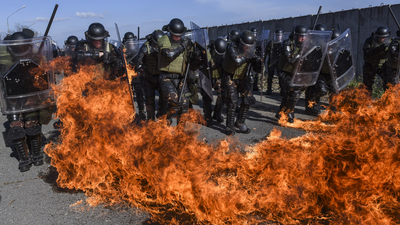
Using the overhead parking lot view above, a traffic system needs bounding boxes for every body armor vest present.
[363,36,390,67]
[144,42,160,75]
[279,39,301,74]
[387,38,400,69]
[158,35,188,75]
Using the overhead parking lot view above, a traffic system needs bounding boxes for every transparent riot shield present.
[191,21,213,99]
[124,39,145,63]
[260,29,270,59]
[0,36,55,115]
[291,30,332,87]
[109,39,120,48]
[326,29,355,92]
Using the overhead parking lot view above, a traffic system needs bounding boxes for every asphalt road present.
[0,85,319,225]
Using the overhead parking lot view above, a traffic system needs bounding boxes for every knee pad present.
[8,126,26,141]
[25,124,41,136]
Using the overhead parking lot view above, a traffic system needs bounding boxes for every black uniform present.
[265,28,285,95]
[222,30,262,135]
[0,32,55,172]
[135,30,167,121]
[304,29,341,116]
[199,38,227,126]
[362,26,393,94]
[157,18,199,124]
[276,25,307,123]
[386,30,400,89]
[73,23,124,80]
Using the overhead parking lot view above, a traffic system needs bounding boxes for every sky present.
[0,0,399,47]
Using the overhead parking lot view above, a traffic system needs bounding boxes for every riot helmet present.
[7,32,32,58]
[314,23,327,31]
[273,28,284,43]
[85,22,109,49]
[374,26,390,44]
[238,30,256,58]
[7,32,32,57]
[165,18,187,37]
[22,28,35,38]
[293,24,308,47]
[85,22,110,40]
[151,29,164,45]
[123,32,136,44]
[228,29,240,42]
[331,29,341,40]
[250,27,258,37]
[214,38,228,55]
[65,35,78,47]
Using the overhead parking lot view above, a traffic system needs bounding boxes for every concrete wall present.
[206,4,400,80]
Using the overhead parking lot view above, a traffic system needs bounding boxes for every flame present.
[45,58,400,225]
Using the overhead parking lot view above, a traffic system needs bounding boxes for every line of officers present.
[2,18,399,172]
[61,19,400,136]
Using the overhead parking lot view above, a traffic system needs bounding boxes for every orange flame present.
[45,58,400,224]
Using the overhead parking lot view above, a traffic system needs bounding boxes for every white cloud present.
[75,12,105,18]
[25,17,71,23]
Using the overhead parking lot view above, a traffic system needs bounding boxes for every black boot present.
[14,138,32,172]
[305,92,320,116]
[288,113,294,123]
[235,105,251,134]
[253,73,259,91]
[146,103,156,121]
[28,133,43,166]
[225,107,236,135]
[212,99,224,123]
[203,102,213,127]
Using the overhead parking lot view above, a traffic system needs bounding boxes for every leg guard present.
[235,103,251,134]
[225,105,236,135]
[203,97,213,127]
[212,96,224,123]
[25,123,43,166]
[8,127,31,172]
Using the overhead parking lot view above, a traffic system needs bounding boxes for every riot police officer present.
[276,25,308,123]
[200,37,228,126]
[265,28,285,95]
[158,18,198,124]
[228,29,240,44]
[122,31,146,120]
[74,22,124,80]
[386,29,400,90]
[123,32,137,43]
[362,26,393,94]
[222,30,262,135]
[135,29,167,121]
[305,28,341,116]
[1,32,55,172]
[64,35,79,58]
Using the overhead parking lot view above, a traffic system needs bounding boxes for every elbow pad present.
[288,54,300,64]
[234,56,247,66]
[164,45,184,59]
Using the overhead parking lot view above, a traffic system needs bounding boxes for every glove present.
[180,37,191,50]
[288,54,300,63]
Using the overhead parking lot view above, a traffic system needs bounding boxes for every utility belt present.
[162,73,181,79]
